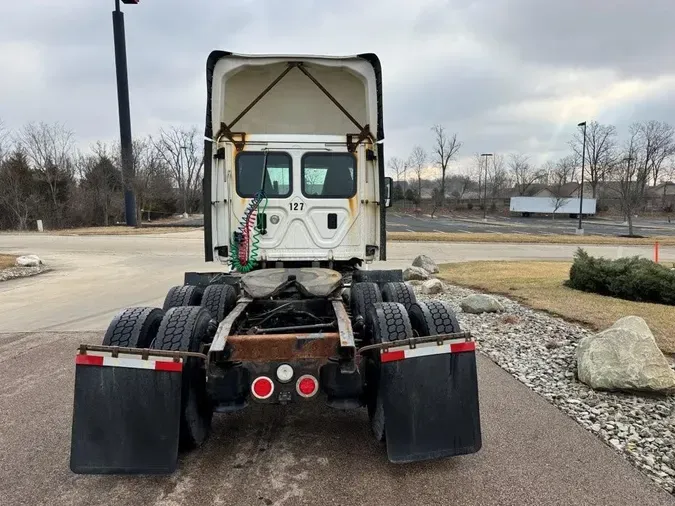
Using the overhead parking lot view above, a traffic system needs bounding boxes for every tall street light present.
[113,0,139,226]
[481,153,493,222]
[577,121,587,234]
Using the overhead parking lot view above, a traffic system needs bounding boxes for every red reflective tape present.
[154,360,182,372]
[75,354,104,366]
[450,341,476,353]
[380,349,405,363]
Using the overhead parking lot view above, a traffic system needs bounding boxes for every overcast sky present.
[2,0,674,172]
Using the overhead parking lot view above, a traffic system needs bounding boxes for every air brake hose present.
[230,190,268,273]
[230,152,270,273]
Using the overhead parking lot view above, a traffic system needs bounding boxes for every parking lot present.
[387,212,675,237]
[1,232,674,505]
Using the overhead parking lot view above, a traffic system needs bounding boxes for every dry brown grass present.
[0,254,16,270]
[389,231,675,246]
[50,226,201,236]
[439,260,675,353]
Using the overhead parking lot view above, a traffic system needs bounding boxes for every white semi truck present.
[68,51,482,474]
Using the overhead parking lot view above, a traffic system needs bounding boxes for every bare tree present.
[509,153,546,195]
[17,121,74,226]
[408,145,427,206]
[546,157,574,219]
[570,121,617,198]
[487,154,509,204]
[152,126,204,214]
[0,119,11,165]
[555,154,577,185]
[637,120,675,186]
[614,126,651,236]
[449,175,472,206]
[431,125,461,205]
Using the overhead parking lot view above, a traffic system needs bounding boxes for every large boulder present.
[403,266,430,281]
[421,278,444,295]
[610,316,653,340]
[576,318,675,393]
[412,254,439,274]
[16,255,42,267]
[460,294,504,314]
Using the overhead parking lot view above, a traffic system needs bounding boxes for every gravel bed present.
[0,265,50,282]
[414,282,675,495]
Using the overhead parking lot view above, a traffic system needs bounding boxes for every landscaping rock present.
[412,254,439,274]
[407,279,424,287]
[403,266,429,281]
[611,316,654,341]
[421,278,443,295]
[576,327,675,393]
[460,294,504,314]
[15,255,42,267]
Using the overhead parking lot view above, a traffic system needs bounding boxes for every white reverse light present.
[276,364,294,383]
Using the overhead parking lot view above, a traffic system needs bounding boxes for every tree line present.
[388,121,675,229]
[0,120,204,230]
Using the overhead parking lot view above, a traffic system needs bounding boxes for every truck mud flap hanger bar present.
[70,345,206,474]
[213,62,375,153]
[359,332,482,463]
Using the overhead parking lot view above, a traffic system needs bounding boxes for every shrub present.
[566,248,675,305]
[467,202,473,210]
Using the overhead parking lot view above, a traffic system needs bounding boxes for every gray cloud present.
[1,0,673,168]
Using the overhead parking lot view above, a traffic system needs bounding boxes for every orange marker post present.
[654,242,660,263]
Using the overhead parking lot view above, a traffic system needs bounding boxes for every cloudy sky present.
[2,0,674,172]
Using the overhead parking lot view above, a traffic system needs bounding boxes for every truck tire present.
[350,282,382,322]
[201,284,237,323]
[408,300,461,337]
[364,302,413,442]
[163,285,204,311]
[381,282,417,311]
[102,307,164,348]
[152,306,212,450]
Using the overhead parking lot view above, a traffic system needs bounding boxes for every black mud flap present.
[70,357,182,474]
[381,349,481,463]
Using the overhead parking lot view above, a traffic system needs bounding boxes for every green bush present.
[566,248,675,305]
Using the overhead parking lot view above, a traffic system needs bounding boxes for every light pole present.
[113,0,139,226]
[481,153,493,222]
[577,121,587,234]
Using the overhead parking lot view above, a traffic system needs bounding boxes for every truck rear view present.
[68,51,482,474]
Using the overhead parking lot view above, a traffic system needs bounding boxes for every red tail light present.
[296,375,319,398]
[251,376,274,399]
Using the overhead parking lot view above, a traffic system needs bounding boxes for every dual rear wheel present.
[352,281,461,443]
[101,282,237,451]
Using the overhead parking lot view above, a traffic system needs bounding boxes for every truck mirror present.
[384,177,393,208]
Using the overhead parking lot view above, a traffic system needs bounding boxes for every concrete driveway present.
[0,231,674,505]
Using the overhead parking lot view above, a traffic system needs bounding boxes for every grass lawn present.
[438,260,675,354]
[390,231,675,246]
[0,254,16,270]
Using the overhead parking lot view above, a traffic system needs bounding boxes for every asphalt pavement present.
[387,212,675,237]
[2,330,673,506]
[1,231,675,505]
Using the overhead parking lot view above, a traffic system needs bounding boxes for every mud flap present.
[381,347,481,463]
[69,354,183,474]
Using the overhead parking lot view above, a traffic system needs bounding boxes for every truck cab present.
[202,52,390,271]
